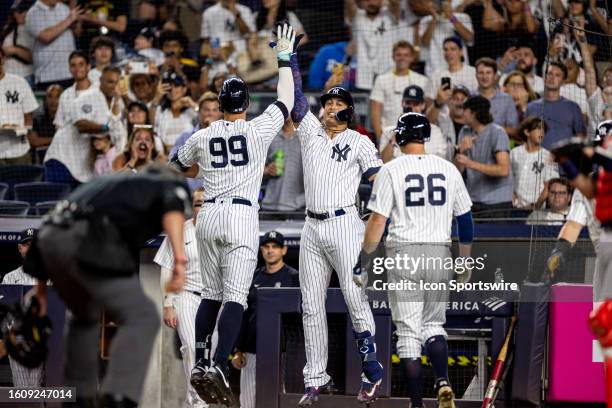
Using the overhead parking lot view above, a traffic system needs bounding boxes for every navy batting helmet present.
[593,120,612,146]
[320,87,354,122]
[394,112,431,146]
[218,77,250,113]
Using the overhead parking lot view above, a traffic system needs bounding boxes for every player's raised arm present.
[271,23,296,115]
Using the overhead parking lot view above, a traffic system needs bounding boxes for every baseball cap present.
[19,228,35,244]
[402,85,425,103]
[138,27,157,42]
[162,71,186,86]
[452,85,471,98]
[11,0,34,12]
[261,231,285,246]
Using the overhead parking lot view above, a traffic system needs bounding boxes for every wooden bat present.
[482,316,517,408]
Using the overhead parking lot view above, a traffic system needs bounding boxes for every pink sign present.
[548,283,606,402]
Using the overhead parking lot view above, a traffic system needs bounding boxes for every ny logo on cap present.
[269,232,277,238]
[331,144,351,162]
[409,88,417,96]
[25,228,34,237]
[331,88,341,95]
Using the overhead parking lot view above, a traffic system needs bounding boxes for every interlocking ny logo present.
[531,161,545,174]
[331,143,351,162]
[5,90,19,104]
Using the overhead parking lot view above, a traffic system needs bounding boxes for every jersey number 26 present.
[209,135,250,168]
[405,173,446,206]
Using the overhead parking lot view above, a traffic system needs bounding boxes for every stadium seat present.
[35,200,59,216]
[0,183,8,200]
[14,182,70,206]
[0,165,44,200]
[0,200,30,216]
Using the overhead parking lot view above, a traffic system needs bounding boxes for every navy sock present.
[425,335,449,382]
[195,299,222,364]
[213,301,244,370]
[400,358,423,407]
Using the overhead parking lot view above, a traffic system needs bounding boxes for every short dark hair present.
[475,57,497,72]
[69,50,89,65]
[463,95,493,125]
[159,29,187,49]
[102,65,122,76]
[519,116,548,141]
[548,177,572,193]
[90,36,115,54]
[548,61,568,79]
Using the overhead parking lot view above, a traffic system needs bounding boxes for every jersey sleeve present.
[251,103,287,145]
[20,78,39,114]
[452,167,473,216]
[358,136,383,177]
[566,190,589,226]
[153,236,175,270]
[177,131,200,167]
[367,166,394,217]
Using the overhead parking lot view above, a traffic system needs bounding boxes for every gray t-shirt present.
[458,123,513,204]
[26,1,75,83]
[526,96,586,149]
[489,90,519,129]
[262,131,305,211]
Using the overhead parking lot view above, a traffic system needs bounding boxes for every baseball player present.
[289,51,384,403]
[1,228,45,391]
[231,231,299,408]
[154,187,207,408]
[354,113,474,408]
[171,23,296,406]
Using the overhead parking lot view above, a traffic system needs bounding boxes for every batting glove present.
[353,249,373,288]
[270,23,296,62]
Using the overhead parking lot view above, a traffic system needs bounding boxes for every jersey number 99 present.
[209,135,250,168]
[405,173,446,206]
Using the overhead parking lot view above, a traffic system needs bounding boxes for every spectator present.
[170,91,222,156]
[307,41,350,90]
[136,0,169,27]
[0,47,38,166]
[428,37,478,99]
[527,177,572,225]
[481,0,541,56]
[526,62,586,149]
[475,57,519,139]
[498,44,544,94]
[159,29,200,96]
[199,42,237,95]
[44,66,125,187]
[345,0,409,90]
[380,85,448,162]
[559,57,589,117]
[90,134,118,177]
[127,100,150,134]
[200,0,256,60]
[232,230,299,408]
[418,1,474,75]
[25,0,81,90]
[370,41,431,140]
[112,125,165,172]
[128,73,156,107]
[1,0,34,82]
[502,70,538,126]
[76,0,128,54]
[428,85,470,152]
[455,95,513,217]
[262,119,305,211]
[510,117,558,209]
[28,83,62,160]
[88,35,114,84]
[153,72,197,154]
[133,27,164,67]
[54,50,92,130]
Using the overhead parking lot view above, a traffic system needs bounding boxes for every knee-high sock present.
[213,301,244,370]
[195,299,222,364]
[400,358,423,408]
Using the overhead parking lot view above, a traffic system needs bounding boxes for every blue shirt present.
[526,97,586,149]
[488,90,519,129]
[307,41,348,90]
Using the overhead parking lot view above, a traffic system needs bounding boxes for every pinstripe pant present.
[175,291,208,408]
[386,244,452,359]
[299,207,375,387]
[8,357,44,387]
[239,353,256,408]
[196,201,259,308]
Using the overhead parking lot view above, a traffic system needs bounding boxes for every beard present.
[518,63,533,75]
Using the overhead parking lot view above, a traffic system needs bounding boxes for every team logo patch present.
[5,90,19,104]
[331,143,351,162]
[81,104,93,113]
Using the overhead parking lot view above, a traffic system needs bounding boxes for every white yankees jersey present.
[178,104,286,204]
[368,154,472,244]
[567,189,601,247]
[297,111,382,212]
[54,82,93,128]
[154,220,203,294]
[2,266,37,285]
[0,73,39,159]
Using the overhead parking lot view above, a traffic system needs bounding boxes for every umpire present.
[24,164,192,408]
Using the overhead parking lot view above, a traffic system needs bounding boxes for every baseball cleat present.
[436,381,456,408]
[190,359,216,403]
[200,365,237,407]
[297,379,338,407]
[357,377,382,404]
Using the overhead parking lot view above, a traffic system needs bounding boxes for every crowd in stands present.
[0,0,610,221]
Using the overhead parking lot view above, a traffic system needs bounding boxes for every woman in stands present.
[112,126,165,173]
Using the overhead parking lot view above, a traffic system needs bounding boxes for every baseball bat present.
[482,316,517,408]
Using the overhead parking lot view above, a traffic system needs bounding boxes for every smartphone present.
[441,77,451,89]
[129,61,149,74]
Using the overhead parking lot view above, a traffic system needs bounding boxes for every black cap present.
[162,71,186,86]
[402,85,425,103]
[320,87,354,110]
[138,27,156,41]
[218,77,250,113]
[452,85,471,98]
[19,228,35,244]
[11,0,34,12]
[261,231,285,246]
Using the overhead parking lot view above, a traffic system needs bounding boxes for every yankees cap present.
[261,231,285,246]
[402,85,425,103]
[20,228,35,244]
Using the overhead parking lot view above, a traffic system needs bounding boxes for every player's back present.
[377,154,472,244]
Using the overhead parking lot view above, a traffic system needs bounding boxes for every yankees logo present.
[331,143,351,162]
[5,90,19,104]
[531,161,545,174]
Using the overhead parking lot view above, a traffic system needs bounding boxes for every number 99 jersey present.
[177,103,286,204]
[368,154,472,244]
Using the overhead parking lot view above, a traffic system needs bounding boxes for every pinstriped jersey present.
[297,111,383,212]
[368,154,472,244]
[178,104,285,204]
[154,220,203,293]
